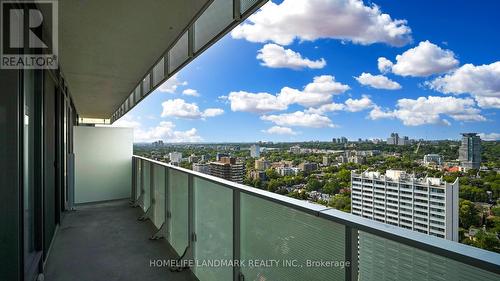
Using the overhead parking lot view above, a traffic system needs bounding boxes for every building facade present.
[169,152,182,164]
[209,157,245,183]
[459,133,481,170]
[351,170,459,241]
[250,144,260,158]
[423,154,443,165]
[193,163,210,174]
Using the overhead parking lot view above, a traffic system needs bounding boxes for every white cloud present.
[368,96,485,126]
[161,99,224,119]
[202,108,224,117]
[261,111,336,128]
[228,91,288,113]
[427,61,500,108]
[157,74,187,93]
[256,43,326,69]
[228,75,349,113]
[182,88,200,96]
[478,133,500,141]
[344,95,375,112]
[231,0,412,46]
[355,72,401,90]
[134,122,202,143]
[261,126,298,135]
[112,116,202,143]
[377,57,393,73]
[305,102,345,114]
[381,41,459,77]
[112,115,141,128]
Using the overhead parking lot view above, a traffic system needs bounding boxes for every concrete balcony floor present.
[44,200,196,281]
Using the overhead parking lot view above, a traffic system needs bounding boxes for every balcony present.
[46,155,497,281]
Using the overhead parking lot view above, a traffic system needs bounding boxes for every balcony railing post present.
[233,190,241,281]
[345,226,359,281]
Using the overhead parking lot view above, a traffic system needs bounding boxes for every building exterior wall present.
[351,171,458,241]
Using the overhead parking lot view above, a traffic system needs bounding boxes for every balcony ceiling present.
[59,0,211,119]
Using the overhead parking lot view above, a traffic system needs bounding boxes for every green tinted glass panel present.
[193,177,233,281]
[135,159,142,200]
[153,164,166,229]
[358,231,500,281]
[142,161,151,212]
[240,193,345,281]
[168,169,189,256]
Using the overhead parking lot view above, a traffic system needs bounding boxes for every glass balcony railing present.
[132,156,500,281]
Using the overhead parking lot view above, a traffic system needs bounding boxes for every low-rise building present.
[255,158,270,171]
[193,163,209,174]
[423,154,443,165]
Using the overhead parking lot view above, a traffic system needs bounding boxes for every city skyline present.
[116,0,499,143]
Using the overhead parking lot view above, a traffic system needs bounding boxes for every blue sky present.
[119,0,500,143]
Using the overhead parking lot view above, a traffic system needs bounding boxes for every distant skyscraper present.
[387,133,399,145]
[387,132,409,145]
[250,144,260,158]
[459,133,481,170]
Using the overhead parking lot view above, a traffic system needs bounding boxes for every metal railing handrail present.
[133,155,500,275]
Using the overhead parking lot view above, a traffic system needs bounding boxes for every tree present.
[329,194,351,212]
[322,181,341,195]
[459,199,481,229]
[469,230,500,253]
[265,168,280,180]
[306,178,322,191]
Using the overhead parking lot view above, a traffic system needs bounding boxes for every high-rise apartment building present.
[387,132,409,145]
[250,144,260,158]
[459,133,481,170]
[169,152,182,164]
[209,157,245,183]
[351,170,459,241]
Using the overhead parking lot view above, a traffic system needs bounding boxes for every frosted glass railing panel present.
[152,57,165,87]
[168,169,189,256]
[142,74,151,96]
[193,177,233,281]
[168,32,188,73]
[241,0,260,14]
[135,159,141,200]
[153,164,166,229]
[134,85,141,103]
[240,193,346,281]
[142,161,151,212]
[358,231,500,281]
[194,0,233,52]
